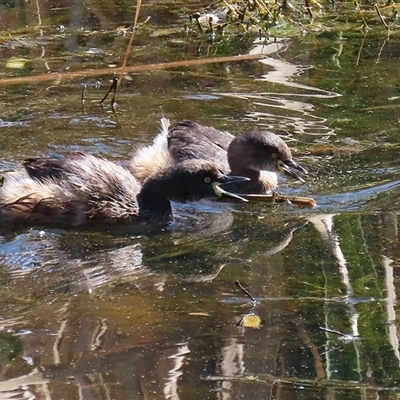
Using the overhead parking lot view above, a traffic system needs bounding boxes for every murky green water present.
[1,1,400,399]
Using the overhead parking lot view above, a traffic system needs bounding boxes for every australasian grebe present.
[130,119,308,194]
[0,152,246,229]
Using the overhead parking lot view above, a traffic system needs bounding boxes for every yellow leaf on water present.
[6,58,27,69]
[238,313,263,329]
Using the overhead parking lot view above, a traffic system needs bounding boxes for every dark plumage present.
[168,121,232,171]
[130,119,308,194]
[0,153,244,229]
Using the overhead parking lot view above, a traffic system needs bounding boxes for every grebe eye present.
[272,153,278,159]
[204,176,212,184]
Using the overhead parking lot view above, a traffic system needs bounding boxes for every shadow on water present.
[2,0,400,399]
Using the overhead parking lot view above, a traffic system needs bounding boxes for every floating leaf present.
[6,57,27,69]
[238,313,263,329]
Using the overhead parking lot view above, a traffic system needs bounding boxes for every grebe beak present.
[279,159,308,183]
[213,175,250,202]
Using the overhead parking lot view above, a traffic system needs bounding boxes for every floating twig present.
[238,193,317,207]
[0,54,264,87]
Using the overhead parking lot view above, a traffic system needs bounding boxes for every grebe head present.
[137,159,249,223]
[228,131,308,182]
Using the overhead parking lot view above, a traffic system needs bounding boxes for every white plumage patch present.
[129,117,173,183]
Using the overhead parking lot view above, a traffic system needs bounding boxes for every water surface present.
[1,1,400,399]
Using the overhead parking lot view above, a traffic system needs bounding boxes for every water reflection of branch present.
[356,31,366,66]
[319,326,358,340]
[205,373,400,391]
[332,43,343,69]
[354,0,369,29]
[376,35,390,64]
[260,222,308,256]
[297,319,325,379]
[256,57,340,95]
[374,4,390,30]
[35,0,51,73]
[100,75,118,106]
[382,255,400,363]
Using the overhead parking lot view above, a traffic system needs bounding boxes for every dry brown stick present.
[119,0,142,86]
[0,53,264,87]
[101,0,142,105]
[241,193,317,207]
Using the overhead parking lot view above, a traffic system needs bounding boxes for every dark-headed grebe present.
[130,119,307,194]
[0,153,246,229]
